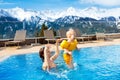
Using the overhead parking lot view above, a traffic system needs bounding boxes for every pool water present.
[0,45,120,80]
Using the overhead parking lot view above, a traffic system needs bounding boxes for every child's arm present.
[64,49,72,55]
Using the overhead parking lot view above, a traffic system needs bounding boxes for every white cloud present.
[80,0,120,6]
[0,2,14,4]
[0,0,14,5]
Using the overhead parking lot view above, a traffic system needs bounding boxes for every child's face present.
[66,30,76,41]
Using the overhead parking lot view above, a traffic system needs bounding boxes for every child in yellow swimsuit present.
[60,28,78,68]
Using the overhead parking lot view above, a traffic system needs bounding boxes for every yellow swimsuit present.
[63,53,72,65]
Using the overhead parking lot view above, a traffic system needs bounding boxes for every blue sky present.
[0,0,120,10]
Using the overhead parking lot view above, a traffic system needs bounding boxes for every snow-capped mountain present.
[55,16,97,24]
[55,16,81,24]
[0,7,120,22]
[1,7,120,39]
[4,7,40,21]
[0,9,10,17]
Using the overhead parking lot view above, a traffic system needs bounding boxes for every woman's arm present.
[50,39,61,61]
[43,46,50,71]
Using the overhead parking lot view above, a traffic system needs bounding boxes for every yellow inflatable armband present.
[60,40,70,49]
[60,39,78,51]
[68,39,77,51]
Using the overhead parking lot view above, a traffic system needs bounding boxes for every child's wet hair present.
[66,28,76,37]
[39,47,45,62]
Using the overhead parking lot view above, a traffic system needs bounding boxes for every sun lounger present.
[74,29,90,43]
[58,29,67,39]
[44,30,56,43]
[5,30,26,47]
[96,32,106,41]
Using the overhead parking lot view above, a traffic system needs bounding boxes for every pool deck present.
[0,39,120,58]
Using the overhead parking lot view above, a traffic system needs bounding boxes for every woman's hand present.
[46,64,50,71]
[56,39,62,43]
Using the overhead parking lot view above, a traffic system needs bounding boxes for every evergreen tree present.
[34,23,48,37]
[34,27,40,37]
[52,28,57,36]
[39,23,48,37]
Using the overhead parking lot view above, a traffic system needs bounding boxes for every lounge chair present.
[44,30,56,43]
[58,29,67,39]
[5,30,26,47]
[74,29,89,43]
[96,32,106,41]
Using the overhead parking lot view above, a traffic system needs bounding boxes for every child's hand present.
[64,49,72,55]
[68,51,72,55]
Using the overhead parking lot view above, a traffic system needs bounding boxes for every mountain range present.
[0,7,120,38]
[1,7,120,21]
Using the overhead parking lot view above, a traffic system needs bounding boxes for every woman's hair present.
[39,47,45,62]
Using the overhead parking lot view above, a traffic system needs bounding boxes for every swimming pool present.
[0,45,120,80]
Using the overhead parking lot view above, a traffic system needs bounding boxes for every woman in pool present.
[39,39,61,71]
